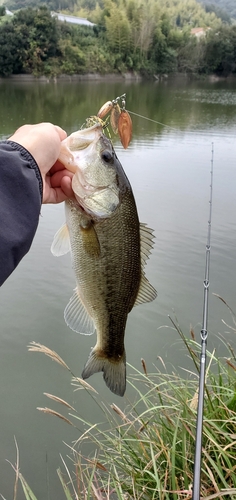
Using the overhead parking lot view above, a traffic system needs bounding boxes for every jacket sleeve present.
[0,141,43,286]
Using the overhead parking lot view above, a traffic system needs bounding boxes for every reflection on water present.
[1,77,236,498]
[181,88,236,105]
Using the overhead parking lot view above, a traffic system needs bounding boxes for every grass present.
[6,297,236,500]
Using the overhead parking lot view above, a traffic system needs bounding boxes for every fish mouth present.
[58,123,104,174]
[71,139,120,218]
[68,123,103,150]
[72,177,120,218]
[60,123,120,218]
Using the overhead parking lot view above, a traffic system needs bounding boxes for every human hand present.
[9,123,74,204]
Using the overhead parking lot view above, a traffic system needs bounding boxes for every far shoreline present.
[1,72,236,84]
[0,72,143,83]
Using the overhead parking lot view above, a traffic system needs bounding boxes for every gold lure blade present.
[110,102,121,134]
[97,101,113,119]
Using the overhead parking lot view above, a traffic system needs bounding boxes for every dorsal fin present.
[140,223,155,267]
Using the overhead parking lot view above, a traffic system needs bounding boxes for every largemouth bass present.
[51,123,157,396]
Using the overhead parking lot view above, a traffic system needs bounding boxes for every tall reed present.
[8,300,236,499]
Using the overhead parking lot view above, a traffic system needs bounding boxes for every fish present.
[51,123,157,397]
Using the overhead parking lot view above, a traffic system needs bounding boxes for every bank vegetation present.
[12,302,236,499]
[0,0,236,78]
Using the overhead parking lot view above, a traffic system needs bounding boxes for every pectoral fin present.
[51,224,71,256]
[80,221,101,258]
[64,288,95,335]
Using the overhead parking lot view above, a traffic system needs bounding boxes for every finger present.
[50,170,73,187]
[61,176,74,199]
[44,187,68,204]
[35,122,67,141]
[49,160,68,174]
[54,125,67,141]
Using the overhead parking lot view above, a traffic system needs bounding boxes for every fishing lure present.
[96,93,133,149]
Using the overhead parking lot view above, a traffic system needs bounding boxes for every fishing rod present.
[126,105,215,496]
[102,99,214,494]
[192,143,214,500]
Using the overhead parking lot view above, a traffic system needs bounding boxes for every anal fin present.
[134,273,157,307]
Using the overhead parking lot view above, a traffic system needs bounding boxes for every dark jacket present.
[0,141,43,286]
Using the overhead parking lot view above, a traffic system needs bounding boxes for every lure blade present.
[97,101,113,119]
[118,110,132,149]
[110,103,121,134]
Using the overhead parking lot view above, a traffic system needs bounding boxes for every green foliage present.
[6,0,77,12]
[177,36,204,73]
[0,7,61,76]
[177,24,236,75]
[0,21,26,75]
[198,0,236,20]
[105,3,131,54]
[202,27,236,74]
[59,40,85,73]
[1,0,236,77]
[204,2,231,24]
[0,5,6,15]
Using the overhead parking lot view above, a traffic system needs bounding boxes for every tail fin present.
[81,348,126,397]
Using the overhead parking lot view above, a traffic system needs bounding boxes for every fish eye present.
[101,150,113,163]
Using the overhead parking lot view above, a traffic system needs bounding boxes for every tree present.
[177,36,206,73]
[203,27,236,74]
[105,3,131,55]
[150,26,177,73]
[204,3,231,24]
[198,0,236,20]
[0,22,26,75]
[13,7,59,60]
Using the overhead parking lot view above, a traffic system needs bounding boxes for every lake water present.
[1,76,236,498]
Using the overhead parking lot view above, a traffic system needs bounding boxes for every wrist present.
[6,140,43,201]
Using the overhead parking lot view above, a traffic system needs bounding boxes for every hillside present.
[3,0,233,24]
[1,0,236,78]
[198,0,236,20]
[5,0,221,30]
